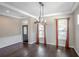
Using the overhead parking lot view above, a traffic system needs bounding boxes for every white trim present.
[39,3,79,17]
[0,35,22,48]
[74,48,79,56]
[0,2,78,19]
[0,2,37,19]
[44,11,72,17]
[1,13,24,19]
[44,2,79,17]
[39,41,73,48]
[71,2,79,13]
[28,41,36,44]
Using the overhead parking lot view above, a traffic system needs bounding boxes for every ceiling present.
[0,2,78,19]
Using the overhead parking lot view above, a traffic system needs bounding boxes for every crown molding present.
[0,2,37,19]
[0,2,78,19]
[71,2,79,13]
[0,13,24,19]
[44,3,79,17]
[43,11,72,17]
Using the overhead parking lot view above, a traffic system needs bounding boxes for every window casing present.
[58,19,67,40]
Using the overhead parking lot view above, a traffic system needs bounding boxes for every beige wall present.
[0,16,22,48]
[0,15,36,48]
[0,14,74,49]
[73,5,79,56]
[0,16,22,37]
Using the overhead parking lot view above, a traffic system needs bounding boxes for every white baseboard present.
[0,35,36,48]
[39,41,73,48]
[28,41,36,44]
[0,35,22,48]
[74,48,79,56]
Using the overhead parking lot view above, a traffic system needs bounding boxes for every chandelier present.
[34,2,46,24]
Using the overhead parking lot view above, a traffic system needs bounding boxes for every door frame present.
[22,25,28,43]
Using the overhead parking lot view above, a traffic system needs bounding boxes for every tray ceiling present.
[0,2,78,19]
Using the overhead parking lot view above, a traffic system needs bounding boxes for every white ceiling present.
[0,2,78,19]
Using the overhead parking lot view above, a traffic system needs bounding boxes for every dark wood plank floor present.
[0,42,78,57]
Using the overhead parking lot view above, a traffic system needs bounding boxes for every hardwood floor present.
[0,42,78,57]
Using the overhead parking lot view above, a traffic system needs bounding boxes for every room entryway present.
[22,25,28,43]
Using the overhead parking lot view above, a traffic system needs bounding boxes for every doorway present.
[22,25,28,43]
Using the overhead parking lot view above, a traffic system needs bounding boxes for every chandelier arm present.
[34,2,46,24]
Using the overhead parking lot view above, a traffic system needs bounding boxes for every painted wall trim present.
[72,2,79,13]
[0,2,37,19]
[0,35,22,48]
[44,11,72,17]
[44,2,79,17]
[74,48,79,56]
[40,41,73,48]
[0,34,36,48]
[28,41,36,44]
[0,2,78,19]
[1,13,24,19]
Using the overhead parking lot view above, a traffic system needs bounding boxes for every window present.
[39,23,44,38]
[58,19,67,40]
